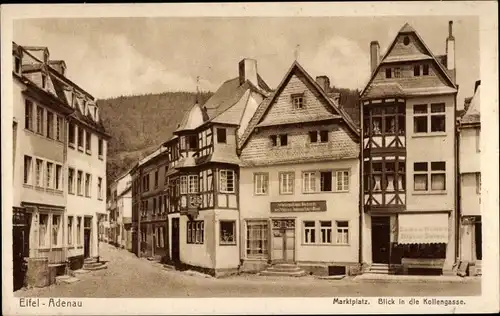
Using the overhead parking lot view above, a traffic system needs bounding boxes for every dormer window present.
[414,65,421,76]
[394,67,401,78]
[423,64,430,76]
[14,57,21,74]
[270,134,288,147]
[41,74,47,89]
[187,135,198,150]
[292,93,304,109]
[217,128,227,144]
[309,130,329,143]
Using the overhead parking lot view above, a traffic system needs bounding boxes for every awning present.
[398,213,449,244]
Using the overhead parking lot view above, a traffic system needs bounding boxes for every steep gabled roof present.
[238,61,360,149]
[461,84,480,126]
[361,22,457,98]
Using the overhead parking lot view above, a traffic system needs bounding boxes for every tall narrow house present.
[458,80,481,276]
[360,22,458,275]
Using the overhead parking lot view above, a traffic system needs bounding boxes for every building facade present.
[458,81,481,276]
[11,42,109,288]
[360,22,458,275]
[107,170,133,250]
[238,62,361,276]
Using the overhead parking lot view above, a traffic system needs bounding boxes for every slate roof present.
[238,61,360,149]
[256,113,342,128]
[461,85,480,125]
[239,149,359,167]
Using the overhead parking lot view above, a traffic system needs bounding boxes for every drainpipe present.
[358,100,364,272]
[63,111,75,269]
[455,108,461,266]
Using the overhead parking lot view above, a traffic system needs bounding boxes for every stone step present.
[84,258,97,264]
[55,275,80,285]
[267,265,303,272]
[72,269,90,275]
[83,262,108,271]
[259,269,307,277]
[163,264,175,271]
[84,262,104,268]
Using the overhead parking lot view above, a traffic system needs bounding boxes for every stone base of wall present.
[297,262,361,276]
[176,262,239,278]
[240,259,269,273]
[214,267,239,278]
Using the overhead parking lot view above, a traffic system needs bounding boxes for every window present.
[46,111,54,139]
[220,221,236,245]
[254,173,269,195]
[98,138,104,157]
[85,173,91,197]
[309,130,329,143]
[320,171,332,192]
[279,134,288,146]
[335,170,349,192]
[35,159,43,187]
[187,220,204,244]
[187,135,198,150]
[68,168,75,194]
[304,221,316,244]
[217,128,227,143]
[25,100,34,130]
[394,67,401,78]
[77,170,83,195]
[24,155,32,184]
[475,129,480,152]
[158,196,163,214]
[180,175,187,194]
[403,36,410,45]
[279,172,294,194]
[430,103,446,132]
[77,217,82,245]
[430,161,446,191]
[68,216,73,245]
[39,214,49,247]
[46,162,53,188]
[56,116,63,141]
[98,177,103,199]
[246,220,268,257]
[220,169,235,193]
[303,172,316,193]
[292,94,304,109]
[77,127,84,149]
[42,74,47,89]
[154,171,159,188]
[52,214,62,246]
[336,221,349,244]
[385,68,392,78]
[53,164,62,190]
[414,65,421,76]
[68,122,75,146]
[423,64,430,76]
[188,175,198,193]
[320,221,332,244]
[270,135,277,147]
[414,162,446,192]
[476,173,481,195]
[36,106,44,134]
[15,56,21,73]
[152,197,157,215]
[413,104,428,133]
[85,130,91,152]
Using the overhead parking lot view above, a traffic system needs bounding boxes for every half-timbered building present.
[360,22,458,275]
[238,61,361,276]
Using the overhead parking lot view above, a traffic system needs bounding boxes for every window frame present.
[25,99,34,131]
[245,220,269,258]
[413,161,446,192]
[335,221,349,245]
[219,220,237,245]
[413,103,446,134]
[68,168,75,194]
[219,169,235,194]
[291,93,305,110]
[23,155,33,185]
[254,173,269,195]
[320,221,333,244]
[303,221,316,244]
[279,172,295,195]
[187,220,204,244]
[35,158,44,187]
[46,111,54,139]
[217,128,227,144]
[303,170,350,193]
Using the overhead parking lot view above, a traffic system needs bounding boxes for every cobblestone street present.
[14,243,481,298]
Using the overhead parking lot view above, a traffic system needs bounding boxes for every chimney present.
[239,58,258,87]
[446,21,455,71]
[315,76,330,93]
[370,41,380,73]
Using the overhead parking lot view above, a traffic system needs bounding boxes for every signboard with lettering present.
[398,213,449,244]
[270,201,327,213]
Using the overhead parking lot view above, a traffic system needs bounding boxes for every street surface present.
[15,243,481,298]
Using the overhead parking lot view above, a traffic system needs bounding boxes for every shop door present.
[271,219,295,263]
[171,218,180,262]
[371,216,391,264]
[475,221,482,260]
[13,208,29,291]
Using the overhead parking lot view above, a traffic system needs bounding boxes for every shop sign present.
[398,213,449,244]
[270,201,327,213]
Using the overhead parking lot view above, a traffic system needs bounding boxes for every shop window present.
[52,214,62,247]
[335,221,349,244]
[217,128,227,144]
[246,220,268,257]
[220,169,235,193]
[303,221,316,244]
[279,172,294,195]
[39,214,49,247]
[254,173,269,195]
[220,221,236,245]
[320,221,332,244]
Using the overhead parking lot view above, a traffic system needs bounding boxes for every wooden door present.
[271,219,295,263]
[371,216,390,264]
[84,229,91,258]
[171,218,180,262]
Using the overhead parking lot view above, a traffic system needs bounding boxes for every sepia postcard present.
[1,2,498,315]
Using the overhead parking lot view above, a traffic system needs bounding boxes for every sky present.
[14,16,479,107]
